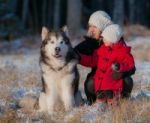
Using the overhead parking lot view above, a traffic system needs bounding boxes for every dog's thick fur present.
[38,26,82,114]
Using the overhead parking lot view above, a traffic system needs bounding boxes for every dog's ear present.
[41,27,49,41]
[61,25,69,38]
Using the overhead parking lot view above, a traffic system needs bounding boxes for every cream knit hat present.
[101,24,123,44]
[88,10,112,31]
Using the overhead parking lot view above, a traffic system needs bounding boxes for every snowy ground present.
[127,37,150,100]
[0,36,150,123]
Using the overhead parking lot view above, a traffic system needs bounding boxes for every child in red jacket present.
[80,24,135,107]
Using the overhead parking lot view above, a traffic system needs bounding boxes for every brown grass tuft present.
[110,99,150,123]
[124,24,150,40]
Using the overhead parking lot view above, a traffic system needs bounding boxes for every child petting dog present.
[79,24,135,108]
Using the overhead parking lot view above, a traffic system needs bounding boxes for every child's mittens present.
[111,71,122,80]
[111,63,122,80]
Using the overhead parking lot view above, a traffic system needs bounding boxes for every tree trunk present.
[42,0,47,27]
[67,0,82,37]
[113,0,124,26]
[53,0,60,30]
[136,0,146,25]
[9,0,17,13]
[128,0,136,24]
[22,0,29,28]
[32,0,39,31]
[48,0,54,28]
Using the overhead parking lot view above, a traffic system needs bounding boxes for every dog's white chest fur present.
[42,60,76,93]
[39,60,81,114]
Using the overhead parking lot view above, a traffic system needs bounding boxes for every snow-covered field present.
[0,36,150,123]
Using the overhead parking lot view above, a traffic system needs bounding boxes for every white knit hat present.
[101,24,123,44]
[88,10,112,31]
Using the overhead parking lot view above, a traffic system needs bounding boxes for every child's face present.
[88,24,102,40]
[103,39,113,46]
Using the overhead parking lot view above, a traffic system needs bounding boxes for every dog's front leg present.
[39,92,47,112]
[61,78,75,111]
[62,89,75,111]
[46,92,56,115]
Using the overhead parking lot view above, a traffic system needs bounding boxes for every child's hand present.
[111,63,120,71]
[111,63,122,80]
[111,71,122,80]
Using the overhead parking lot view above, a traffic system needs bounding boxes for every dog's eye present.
[65,40,69,44]
[50,41,54,44]
[60,41,63,44]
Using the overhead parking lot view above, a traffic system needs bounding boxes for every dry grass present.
[0,67,40,100]
[0,30,150,122]
[123,25,150,61]
[0,62,150,123]
[87,99,150,123]
[144,86,150,90]
[0,99,150,123]
[130,41,150,61]
[124,24,150,40]
[110,99,150,123]
[133,51,150,61]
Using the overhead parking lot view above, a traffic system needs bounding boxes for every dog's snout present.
[55,47,60,52]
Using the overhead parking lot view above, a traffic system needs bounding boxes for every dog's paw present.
[38,92,47,112]
[18,95,38,112]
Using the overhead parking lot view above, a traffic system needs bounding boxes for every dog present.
[38,26,82,114]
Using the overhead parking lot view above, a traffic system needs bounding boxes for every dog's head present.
[41,26,72,60]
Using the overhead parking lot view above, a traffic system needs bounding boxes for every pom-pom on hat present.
[101,24,123,44]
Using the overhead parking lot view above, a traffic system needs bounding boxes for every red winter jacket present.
[80,40,135,93]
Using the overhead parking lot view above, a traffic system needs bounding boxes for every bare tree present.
[42,0,47,27]
[128,0,136,24]
[53,0,61,30]
[9,0,17,13]
[32,0,39,31]
[22,0,29,27]
[67,0,82,37]
[48,0,54,28]
[113,0,124,26]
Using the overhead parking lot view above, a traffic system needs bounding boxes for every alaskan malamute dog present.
[38,26,82,114]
